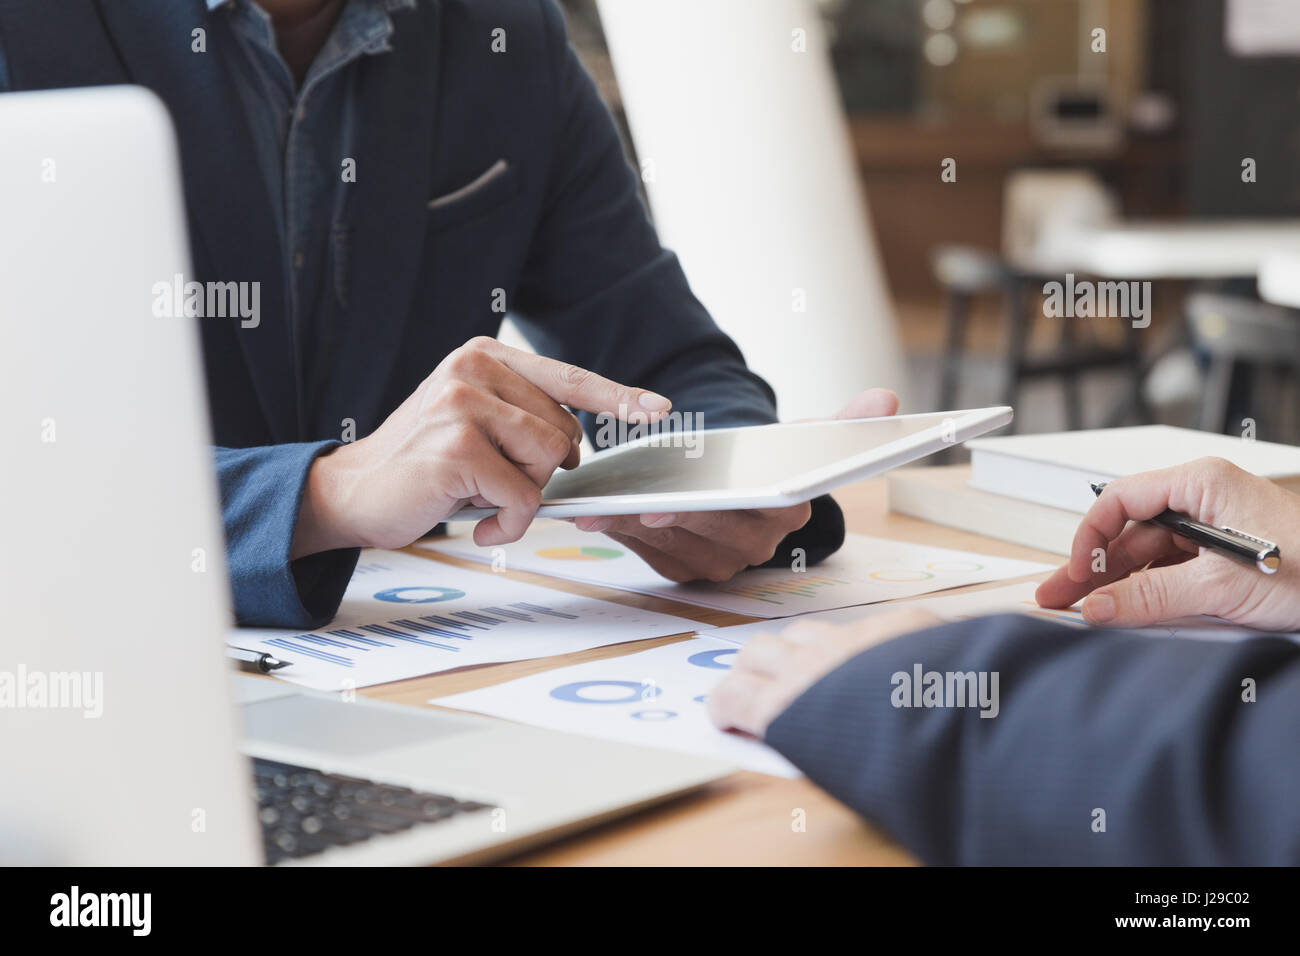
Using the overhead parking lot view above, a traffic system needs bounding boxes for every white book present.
[967,425,1300,513]
[886,466,1078,555]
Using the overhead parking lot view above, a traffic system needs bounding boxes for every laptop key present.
[251,757,486,863]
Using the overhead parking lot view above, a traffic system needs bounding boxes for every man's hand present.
[292,337,670,557]
[708,608,943,737]
[571,388,900,582]
[1036,457,1300,630]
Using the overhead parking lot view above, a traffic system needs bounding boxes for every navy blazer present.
[0,0,844,626]
[767,614,1300,865]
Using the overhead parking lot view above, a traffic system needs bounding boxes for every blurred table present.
[363,473,1057,865]
[1258,253,1300,308]
[1014,218,1300,279]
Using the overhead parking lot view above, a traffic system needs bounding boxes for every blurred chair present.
[1186,292,1300,441]
[932,244,1012,415]
[935,169,1149,432]
[1002,169,1120,276]
[932,244,1150,433]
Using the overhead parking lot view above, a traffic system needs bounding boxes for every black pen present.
[1091,481,1280,574]
[226,646,293,673]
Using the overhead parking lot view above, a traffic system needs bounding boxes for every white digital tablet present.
[449,406,1013,520]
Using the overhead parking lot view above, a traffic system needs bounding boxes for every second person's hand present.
[708,608,943,737]
[1036,457,1300,630]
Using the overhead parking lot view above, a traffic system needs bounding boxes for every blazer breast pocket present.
[426,159,518,230]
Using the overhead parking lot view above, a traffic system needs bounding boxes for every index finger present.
[490,343,672,420]
[1067,464,1210,583]
[1042,521,1186,606]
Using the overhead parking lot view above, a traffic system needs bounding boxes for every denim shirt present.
[0,0,415,412]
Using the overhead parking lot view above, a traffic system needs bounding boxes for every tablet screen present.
[539,414,949,502]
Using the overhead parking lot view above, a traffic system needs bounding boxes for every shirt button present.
[293,251,304,270]
[296,104,307,123]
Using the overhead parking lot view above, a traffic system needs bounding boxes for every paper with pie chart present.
[227,550,710,691]
[419,523,1054,618]
[430,636,799,777]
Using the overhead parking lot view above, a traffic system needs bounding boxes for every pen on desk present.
[226,646,292,673]
[1090,480,1281,574]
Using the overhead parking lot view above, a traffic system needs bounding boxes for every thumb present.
[835,388,899,420]
[1081,563,1202,627]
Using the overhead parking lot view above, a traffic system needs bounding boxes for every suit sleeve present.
[216,442,360,628]
[511,0,777,432]
[765,614,1300,865]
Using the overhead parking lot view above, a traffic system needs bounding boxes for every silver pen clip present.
[1222,527,1281,574]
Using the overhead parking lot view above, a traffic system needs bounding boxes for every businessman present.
[711,458,1300,865]
[0,0,891,627]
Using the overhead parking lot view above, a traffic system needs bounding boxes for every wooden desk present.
[364,475,1060,865]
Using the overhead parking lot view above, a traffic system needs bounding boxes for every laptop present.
[0,86,732,865]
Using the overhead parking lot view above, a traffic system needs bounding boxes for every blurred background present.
[539,0,1300,449]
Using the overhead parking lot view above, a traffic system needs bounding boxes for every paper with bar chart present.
[431,636,799,777]
[228,551,709,691]
[419,523,1054,618]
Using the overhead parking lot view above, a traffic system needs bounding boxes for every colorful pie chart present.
[536,545,624,561]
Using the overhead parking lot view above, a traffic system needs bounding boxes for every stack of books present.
[887,425,1300,555]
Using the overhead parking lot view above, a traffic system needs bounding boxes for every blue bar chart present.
[228,552,709,690]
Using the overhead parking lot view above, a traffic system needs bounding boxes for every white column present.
[596,0,907,420]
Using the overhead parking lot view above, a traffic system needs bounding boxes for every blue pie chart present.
[630,709,678,721]
[373,586,466,603]
[550,680,660,704]
[687,648,736,670]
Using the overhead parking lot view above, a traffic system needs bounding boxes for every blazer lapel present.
[95,0,298,442]
[321,0,441,435]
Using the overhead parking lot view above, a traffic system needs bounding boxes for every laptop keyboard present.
[253,758,492,864]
